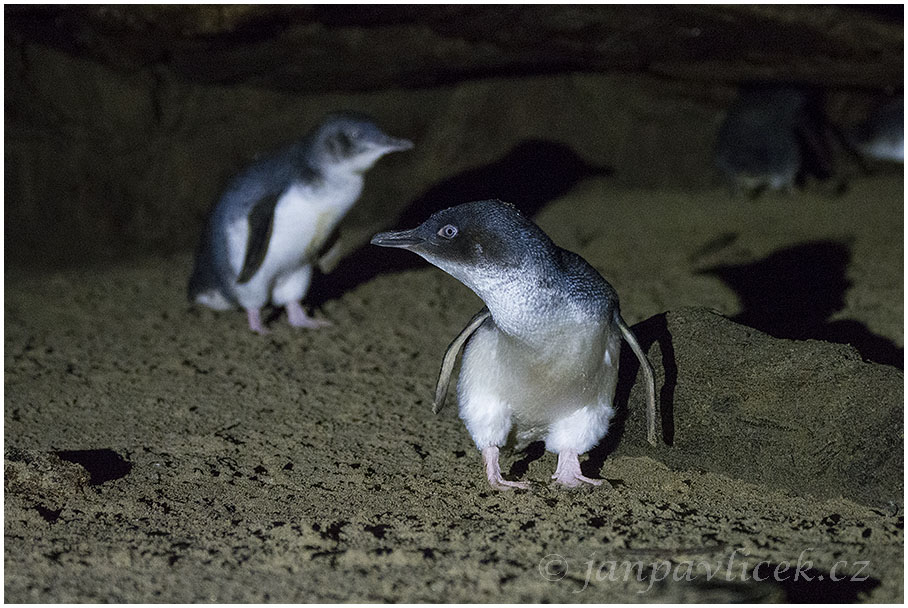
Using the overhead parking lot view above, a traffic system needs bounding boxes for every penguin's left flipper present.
[615,314,659,446]
[237,193,280,284]
[433,307,491,414]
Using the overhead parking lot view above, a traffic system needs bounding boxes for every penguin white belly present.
[458,320,619,453]
[860,137,904,162]
[227,177,363,307]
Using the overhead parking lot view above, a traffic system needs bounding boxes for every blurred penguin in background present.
[714,85,835,198]
[847,98,904,164]
[188,112,413,334]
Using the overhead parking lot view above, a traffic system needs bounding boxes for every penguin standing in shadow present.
[372,200,658,490]
[714,86,832,197]
[848,98,903,163]
[189,112,413,334]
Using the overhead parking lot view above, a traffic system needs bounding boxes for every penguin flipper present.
[237,193,280,284]
[433,307,491,414]
[615,314,659,446]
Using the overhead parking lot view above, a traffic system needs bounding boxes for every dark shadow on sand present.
[756,561,880,602]
[583,313,677,479]
[311,139,611,306]
[55,449,132,485]
[507,441,546,480]
[700,240,903,368]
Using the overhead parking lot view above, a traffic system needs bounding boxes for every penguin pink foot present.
[246,308,269,335]
[551,451,602,488]
[483,447,530,491]
[286,301,332,329]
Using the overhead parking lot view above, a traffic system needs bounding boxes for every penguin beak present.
[379,136,414,152]
[370,228,424,249]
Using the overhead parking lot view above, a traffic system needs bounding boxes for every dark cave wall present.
[7,5,903,91]
[4,42,733,267]
[4,5,903,268]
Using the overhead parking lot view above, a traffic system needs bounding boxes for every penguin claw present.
[489,478,531,491]
[551,451,603,488]
[286,301,331,329]
[288,316,332,329]
[551,473,603,488]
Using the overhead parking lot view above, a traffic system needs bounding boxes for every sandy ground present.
[4,174,903,602]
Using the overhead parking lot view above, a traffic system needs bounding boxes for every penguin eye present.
[438,224,458,239]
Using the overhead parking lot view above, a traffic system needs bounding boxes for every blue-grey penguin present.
[188,112,413,333]
[714,86,810,197]
[848,98,903,163]
[371,200,657,490]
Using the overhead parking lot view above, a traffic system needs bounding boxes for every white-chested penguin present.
[371,200,658,490]
[189,112,413,334]
[848,98,903,163]
[714,86,810,197]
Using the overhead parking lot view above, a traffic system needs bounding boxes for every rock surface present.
[6,6,903,91]
[621,308,902,507]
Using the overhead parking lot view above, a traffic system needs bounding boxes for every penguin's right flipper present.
[615,314,658,446]
[237,193,280,284]
[433,307,491,414]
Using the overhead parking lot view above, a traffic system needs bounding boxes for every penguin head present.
[312,112,413,173]
[371,200,552,292]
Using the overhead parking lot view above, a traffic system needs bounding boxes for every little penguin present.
[848,98,903,163]
[714,86,812,197]
[188,112,413,334]
[371,200,658,490]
